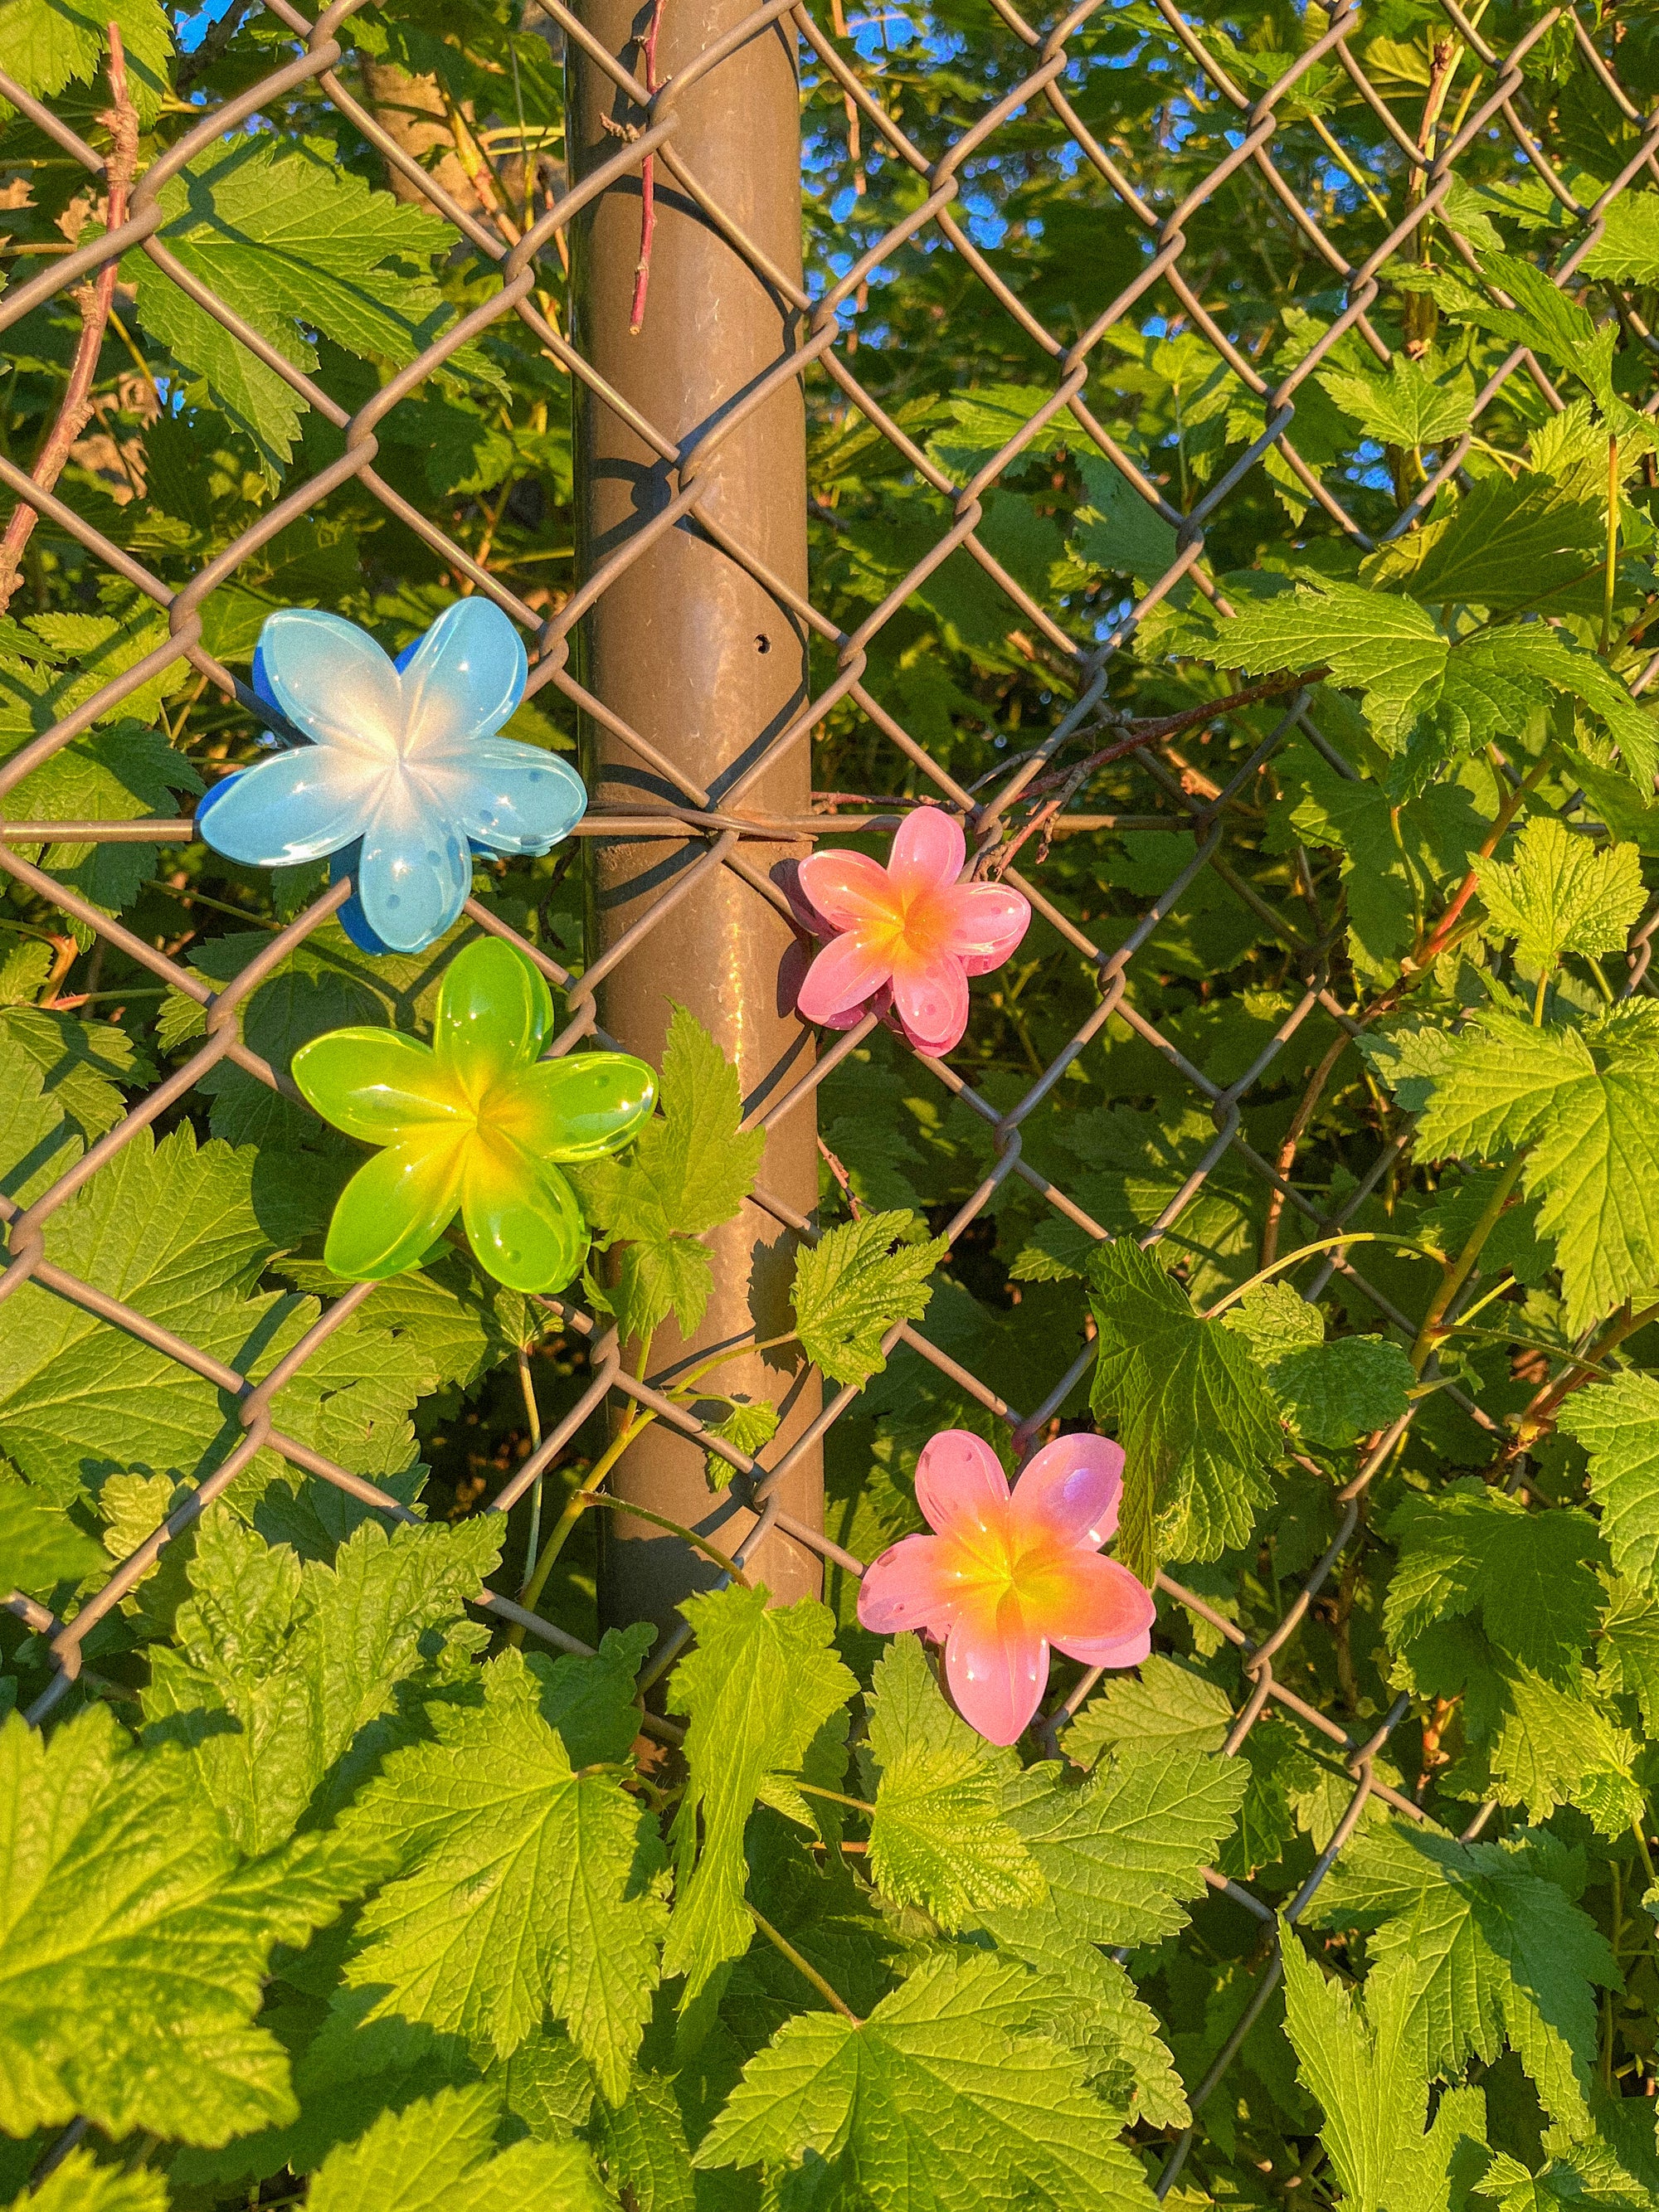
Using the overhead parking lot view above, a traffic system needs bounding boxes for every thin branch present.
[630,0,667,334]
[748,1907,862,2023]
[0,23,139,606]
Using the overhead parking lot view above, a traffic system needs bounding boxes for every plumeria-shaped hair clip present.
[858,1427,1155,1745]
[198,598,586,955]
[291,937,655,1294]
[794,807,1030,1057]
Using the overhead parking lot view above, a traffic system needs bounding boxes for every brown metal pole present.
[568,0,823,1647]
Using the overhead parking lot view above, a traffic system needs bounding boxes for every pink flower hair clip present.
[858,1427,1155,1746]
[793,806,1030,1057]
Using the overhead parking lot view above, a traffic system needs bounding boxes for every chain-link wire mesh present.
[2,0,1654,2184]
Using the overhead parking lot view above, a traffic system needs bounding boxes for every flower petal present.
[454,738,587,855]
[400,597,528,754]
[914,1428,1010,1539]
[797,932,896,1023]
[255,608,403,758]
[796,849,901,932]
[197,751,373,868]
[1048,1554,1156,1668]
[889,948,970,1056]
[353,784,473,955]
[942,882,1031,974]
[857,1539,961,1641]
[1012,1432,1125,1548]
[435,936,556,1096]
[889,806,966,894]
[499,1051,659,1161]
[290,1028,462,1142]
[461,1145,589,1292]
[944,1602,1048,1746]
[324,1130,465,1281]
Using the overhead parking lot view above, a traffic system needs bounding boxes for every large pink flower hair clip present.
[858,1427,1155,1746]
[794,807,1030,1057]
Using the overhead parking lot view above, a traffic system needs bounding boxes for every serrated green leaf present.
[1221,578,1446,743]
[1281,1928,1490,2212]
[0,1471,105,1596]
[980,1912,1190,2127]
[132,138,478,488]
[593,2067,698,2212]
[7,2149,170,2212]
[1384,1480,1605,1687]
[337,1648,667,2098]
[1582,192,1659,285]
[139,1510,500,1853]
[1599,1576,1659,1733]
[1559,1373,1659,1593]
[1310,1822,1618,2137]
[1366,473,1603,615]
[579,1003,763,1242]
[996,1741,1248,1947]
[1062,1654,1233,1764]
[693,1948,1159,2212]
[792,1210,947,1386]
[309,2082,610,2212]
[1402,1004,1659,1332]
[0,1703,369,2145]
[702,1397,779,1490]
[1224,1284,1413,1449]
[0,0,173,120]
[1087,1238,1282,1576]
[664,1586,859,1999]
[1317,357,1474,450]
[862,1632,1045,1930]
[1070,451,1179,587]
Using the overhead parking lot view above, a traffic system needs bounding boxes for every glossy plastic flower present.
[794,807,1030,1057]
[858,1427,1155,1746]
[197,597,587,956]
[291,937,655,1294]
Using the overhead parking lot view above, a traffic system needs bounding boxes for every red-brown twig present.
[629,0,667,335]
[986,665,1320,878]
[0,25,139,606]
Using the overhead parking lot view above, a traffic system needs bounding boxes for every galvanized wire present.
[1,0,1651,2180]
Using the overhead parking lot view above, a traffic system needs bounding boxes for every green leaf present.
[7,2150,170,2212]
[693,1949,1159,2212]
[987,1919,1190,2128]
[1317,357,1474,450]
[1598,1576,1659,1733]
[1397,1004,1659,1332]
[1582,192,1659,285]
[0,1703,368,2145]
[0,0,174,121]
[1280,1928,1490,2212]
[1365,473,1603,615]
[664,1586,859,1998]
[927,383,1070,476]
[337,1648,667,2099]
[133,138,481,488]
[1309,1822,1618,2136]
[791,1210,947,1386]
[862,1631,1045,1931]
[579,1004,764,1242]
[1061,1654,1233,1765]
[702,1397,779,1490]
[0,1471,105,1596]
[1384,1480,1604,1687]
[995,1741,1248,1948]
[1221,578,1447,746]
[592,2068,698,2212]
[139,1510,501,1853]
[309,2082,610,2212]
[1087,1239,1283,1576]
[1224,1285,1414,1450]
[1476,2151,1623,2212]
[1070,452,1179,588]
[1559,1373,1659,1593]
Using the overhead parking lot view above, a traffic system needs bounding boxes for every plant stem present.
[516,1343,545,1601]
[0,24,139,605]
[794,1781,878,1816]
[748,1907,862,2024]
[630,0,667,333]
[1204,1232,1443,1320]
[1603,432,1620,657]
[513,1407,656,1630]
[1408,1152,1528,1375]
[579,1490,753,1587]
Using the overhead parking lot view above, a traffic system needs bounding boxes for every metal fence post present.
[567,0,824,1645]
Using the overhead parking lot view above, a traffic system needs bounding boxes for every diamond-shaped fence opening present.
[2,0,1657,2188]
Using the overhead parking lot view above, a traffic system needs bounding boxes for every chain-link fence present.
[2,0,1655,2187]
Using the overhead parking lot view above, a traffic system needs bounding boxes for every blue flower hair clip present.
[197,597,586,955]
